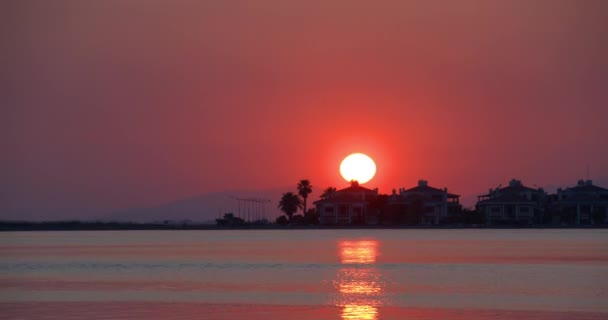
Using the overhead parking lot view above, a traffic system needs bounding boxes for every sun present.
[340,153,377,184]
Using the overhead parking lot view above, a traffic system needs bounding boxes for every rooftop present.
[478,179,540,197]
[561,180,608,193]
[312,180,378,205]
[401,180,459,197]
[338,180,376,193]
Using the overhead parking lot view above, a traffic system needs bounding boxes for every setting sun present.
[340,153,377,184]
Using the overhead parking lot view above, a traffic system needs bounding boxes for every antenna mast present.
[229,196,271,222]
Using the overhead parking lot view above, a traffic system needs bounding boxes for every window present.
[325,206,334,213]
[338,205,349,217]
[489,206,503,218]
[351,207,362,219]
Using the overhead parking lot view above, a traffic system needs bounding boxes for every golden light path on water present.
[335,240,385,320]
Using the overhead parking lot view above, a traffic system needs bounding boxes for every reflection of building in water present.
[334,240,386,320]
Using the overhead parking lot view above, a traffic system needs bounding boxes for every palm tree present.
[297,179,313,214]
[278,192,302,222]
[320,186,337,199]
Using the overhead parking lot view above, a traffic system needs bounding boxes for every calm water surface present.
[1,229,607,319]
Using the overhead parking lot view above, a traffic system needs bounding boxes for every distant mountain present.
[105,186,322,223]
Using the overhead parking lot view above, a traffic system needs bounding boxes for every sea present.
[1,229,607,319]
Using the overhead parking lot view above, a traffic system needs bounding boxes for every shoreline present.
[1,221,606,232]
[2,302,605,320]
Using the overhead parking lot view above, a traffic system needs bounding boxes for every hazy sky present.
[2,0,608,220]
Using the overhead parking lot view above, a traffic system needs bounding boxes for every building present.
[476,179,546,224]
[551,180,608,225]
[314,181,379,225]
[386,180,461,225]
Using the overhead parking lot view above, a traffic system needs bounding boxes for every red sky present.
[2,0,608,219]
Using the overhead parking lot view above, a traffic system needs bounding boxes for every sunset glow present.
[340,154,377,184]
[4,2,608,320]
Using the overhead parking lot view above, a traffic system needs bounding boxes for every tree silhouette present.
[320,186,337,199]
[275,215,289,226]
[304,208,320,225]
[297,179,312,214]
[278,192,302,222]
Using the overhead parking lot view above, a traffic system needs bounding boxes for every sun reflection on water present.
[338,280,382,295]
[341,304,378,320]
[334,240,385,320]
[340,240,378,264]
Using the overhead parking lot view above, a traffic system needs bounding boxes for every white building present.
[314,181,379,225]
[554,180,608,225]
[389,180,461,224]
[477,179,546,224]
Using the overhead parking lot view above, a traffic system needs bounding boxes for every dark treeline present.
[0,220,303,231]
[0,220,222,231]
[1,216,604,232]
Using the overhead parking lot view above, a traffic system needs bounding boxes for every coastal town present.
[3,179,607,231]
[253,178,608,227]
